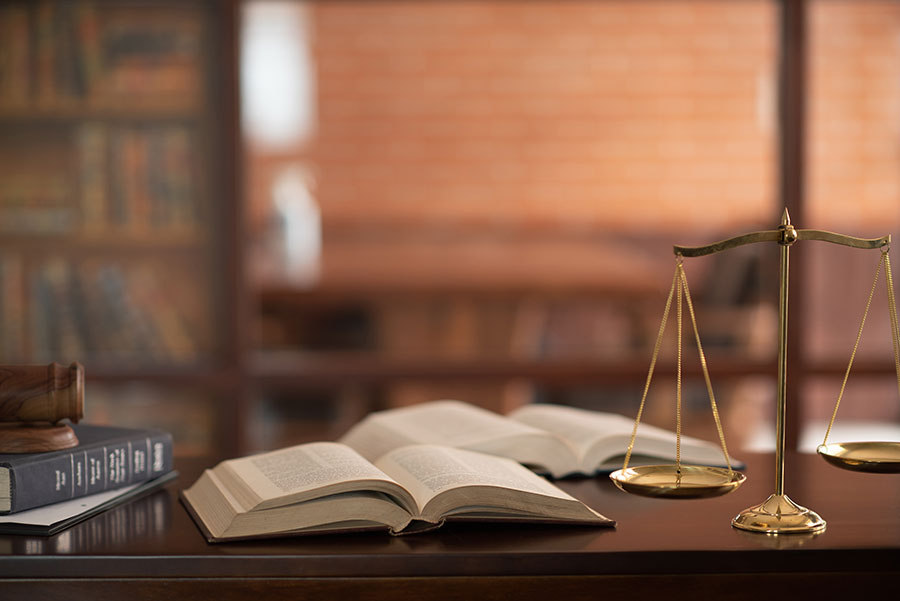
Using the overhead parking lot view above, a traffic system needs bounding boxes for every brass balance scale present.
[609,209,900,534]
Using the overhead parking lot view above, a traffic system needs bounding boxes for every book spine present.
[2,430,173,514]
[0,256,25,361]
[76,1,102,101]
[0,3,32,107]
[78,122,108,232]
[33,1,56,105]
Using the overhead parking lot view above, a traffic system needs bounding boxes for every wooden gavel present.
[0,363,84,453]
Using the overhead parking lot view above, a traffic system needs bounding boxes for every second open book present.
[340,400,743,478]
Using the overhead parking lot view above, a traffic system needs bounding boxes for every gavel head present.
[0,363,84,425]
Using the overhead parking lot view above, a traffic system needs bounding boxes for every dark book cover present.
[0,424,173,514]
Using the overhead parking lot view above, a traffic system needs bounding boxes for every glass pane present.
[85,383,219,457]
[243,0,778,453]
[246,386,369,452]
[808,1,900,233]
[806,0,900,434]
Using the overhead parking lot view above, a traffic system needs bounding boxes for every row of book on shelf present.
[0,256,201,364]
[0,0,203,108]
[0,123,199,235]
[79,123,199,234]
[1,400,743,540]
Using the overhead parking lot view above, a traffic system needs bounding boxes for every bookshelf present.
[0,0,240,455]
[240,224,784,454]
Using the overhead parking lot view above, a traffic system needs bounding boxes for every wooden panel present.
[0,573,896,601]
[2,452,900,583]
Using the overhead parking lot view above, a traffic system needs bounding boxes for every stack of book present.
[0,424,175,535]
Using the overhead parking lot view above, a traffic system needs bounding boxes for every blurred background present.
[2,0,900,458]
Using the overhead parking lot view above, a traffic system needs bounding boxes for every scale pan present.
[817,441,900,473]
[609,464,745,499]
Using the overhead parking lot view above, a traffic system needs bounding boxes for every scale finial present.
[781,208,791,226]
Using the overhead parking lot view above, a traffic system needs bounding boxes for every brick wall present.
[307,0,776,236]
[243,0,900,439]
[804,1,900,419]
[809,0,900,232]
[246,1,900,240]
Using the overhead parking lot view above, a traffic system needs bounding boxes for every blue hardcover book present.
[0,424,173,514]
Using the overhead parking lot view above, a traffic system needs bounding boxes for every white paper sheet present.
[0,483,143,527]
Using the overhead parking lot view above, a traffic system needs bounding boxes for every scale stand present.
[611,209,895,534]
[674,209,890,534]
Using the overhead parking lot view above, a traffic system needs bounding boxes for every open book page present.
[183,468,415,541]
[510,404,634,454]
[215,442,417,513]
[340,400,578,477]
[509,404,736,473]
[374,445,612,525]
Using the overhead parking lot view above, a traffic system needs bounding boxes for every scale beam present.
[674,229,889,258]
[797,229,890,249]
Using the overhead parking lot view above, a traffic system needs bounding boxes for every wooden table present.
[2,451,899,600]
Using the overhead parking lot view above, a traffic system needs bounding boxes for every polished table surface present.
[2,451,899,600]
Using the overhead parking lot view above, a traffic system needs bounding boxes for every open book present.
[181,442,613,542]
[339,400,743,479]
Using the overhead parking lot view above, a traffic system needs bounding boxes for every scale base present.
[732,494,826,534]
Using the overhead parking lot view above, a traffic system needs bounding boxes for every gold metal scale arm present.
[612,257,746,501]
[613,209,893,533]
[674,222,889,258]
[684,210,887,534]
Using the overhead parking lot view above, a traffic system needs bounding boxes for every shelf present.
[0,100,203,122]
[85,365,238,388]
[0,230,209,254]
[255,237,669,297]
[248,351,779,388]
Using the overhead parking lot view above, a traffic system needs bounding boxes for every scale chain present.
[679,264,734,473]
[623,264,679,471]
[622,258,734,475]
[676,262,683,474]
[822,248,900,446]
[884,252,900,402]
